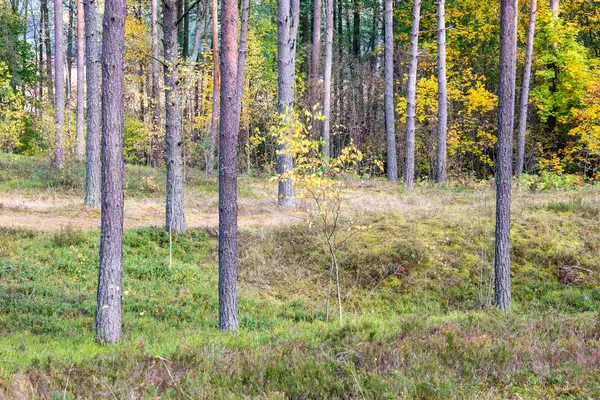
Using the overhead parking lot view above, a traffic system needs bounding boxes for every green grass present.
[0,155,600,398]
[0,153,256,198]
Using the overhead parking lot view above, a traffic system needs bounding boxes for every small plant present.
[273,109,371,325]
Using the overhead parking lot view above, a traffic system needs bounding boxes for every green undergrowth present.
[0,154,599,397]
[0,190,598,397]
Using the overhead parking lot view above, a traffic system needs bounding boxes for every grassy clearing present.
[0,156,599,398]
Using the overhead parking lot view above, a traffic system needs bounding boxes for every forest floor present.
[0,153,599,399]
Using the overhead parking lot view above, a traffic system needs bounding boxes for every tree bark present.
[218,0,240,331]
[151,0,162,167]
[84,0,101,208]
[494,0,518,311]
[515,0,536,176]
[321,0,333,158]
[235,0,250,114]
[208,0,220,173]
[41,0,53,99]
[191,0,206,63]
[163,0,186,235]
[435,0,447,183]
[403,0,421,189]
[309,0,321,109]
[75,0,85,160]
[183,0,190,57]
[384,0,397,182]
[53,0,66,168]
[96,0,126,343]
[276,0,300,206]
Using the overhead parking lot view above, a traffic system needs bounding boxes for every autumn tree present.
[96,0,126,343]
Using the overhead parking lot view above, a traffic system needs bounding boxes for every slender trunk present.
[209,0,220,173]
[84,0,101,208]
[335,0,343,155]
[546,0,558,135]
[494,0,518,311]
[375,0,383,72]
[151,0,162,167]
[96,0,126,343]
[276,0,300,206]
[435,0,447,183]
[384,0,397,182]
[235,0,250,114]
[53,0,66,168]
[310,0,322,108]
[321,0,333,158]
[515,0,536,176]
[75,0,85,160]
[191,0,205,63]
[41,0,53,99]
[218,0,240,331]
[163,0,186,235]
[67,0,74,104]
[550,0,558,15]
[183,0,190,57]
[403,0,420,189]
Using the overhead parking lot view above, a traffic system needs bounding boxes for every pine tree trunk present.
[384,0,397,182]
[309,0,322,109]
[515,0,536,176]
[209,0,220,173]
[218,0,240,331]
[276,0,300,206]
[75,0,85,160]
[435,0,447,183]
[96,0,126,343]
[84,0,101,208]
[494,0,518,311]
[321,0,333,158]
[163,0,186,235]
[403,0,421,189]
[53,0,66,168]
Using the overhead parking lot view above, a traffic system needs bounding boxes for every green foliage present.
[517,170,586,191]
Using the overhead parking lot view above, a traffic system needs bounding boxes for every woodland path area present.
[0,178,597,232]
